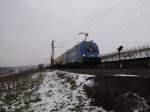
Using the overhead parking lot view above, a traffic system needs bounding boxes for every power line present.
[98,9,150,40]
[65,0,123,47]
[84,0,147,31]
[96,0,150,31]
[53,0,150,57]
[59,0,123,50]
[80,0,113,31]
[85,0,123,30]
[55,41,67,48]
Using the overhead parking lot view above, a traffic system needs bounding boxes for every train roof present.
[68,40,96,49]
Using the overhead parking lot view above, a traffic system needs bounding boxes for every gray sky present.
[0,0,150,66]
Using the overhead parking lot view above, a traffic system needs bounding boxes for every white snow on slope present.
[27,70,106,112]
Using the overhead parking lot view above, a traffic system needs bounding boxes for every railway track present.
[58,68,150,77]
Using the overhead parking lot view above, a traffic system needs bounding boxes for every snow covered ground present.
[28,70,106,112]
[1,70,149,112]
[0,70,107,112]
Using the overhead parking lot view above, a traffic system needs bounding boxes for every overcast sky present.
[0,0,150,67]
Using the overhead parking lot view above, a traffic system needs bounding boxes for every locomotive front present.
[80,40,101,64]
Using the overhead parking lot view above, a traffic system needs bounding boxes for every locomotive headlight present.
[83,54,85,57]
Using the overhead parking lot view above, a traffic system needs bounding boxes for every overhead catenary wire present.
[97,9,150,40]
[80,0,113,31]
[65,0,123,47]
[85,0,123,31]
[95,0,150,31]
[54,0,150,57]
[55,41,67,48]
[81,0,150,42]
[57,0,124,50]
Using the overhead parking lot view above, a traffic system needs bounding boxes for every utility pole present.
[51,40,55,66]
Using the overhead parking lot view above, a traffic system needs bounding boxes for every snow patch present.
[29,70,106,112]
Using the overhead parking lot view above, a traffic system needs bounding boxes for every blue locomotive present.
[54,40,101,66]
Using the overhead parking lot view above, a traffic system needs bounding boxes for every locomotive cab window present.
[84,42,98,52]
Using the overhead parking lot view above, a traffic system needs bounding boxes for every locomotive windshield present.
[84,41,98,52]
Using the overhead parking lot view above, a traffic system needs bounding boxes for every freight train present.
[54,40,101,67]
